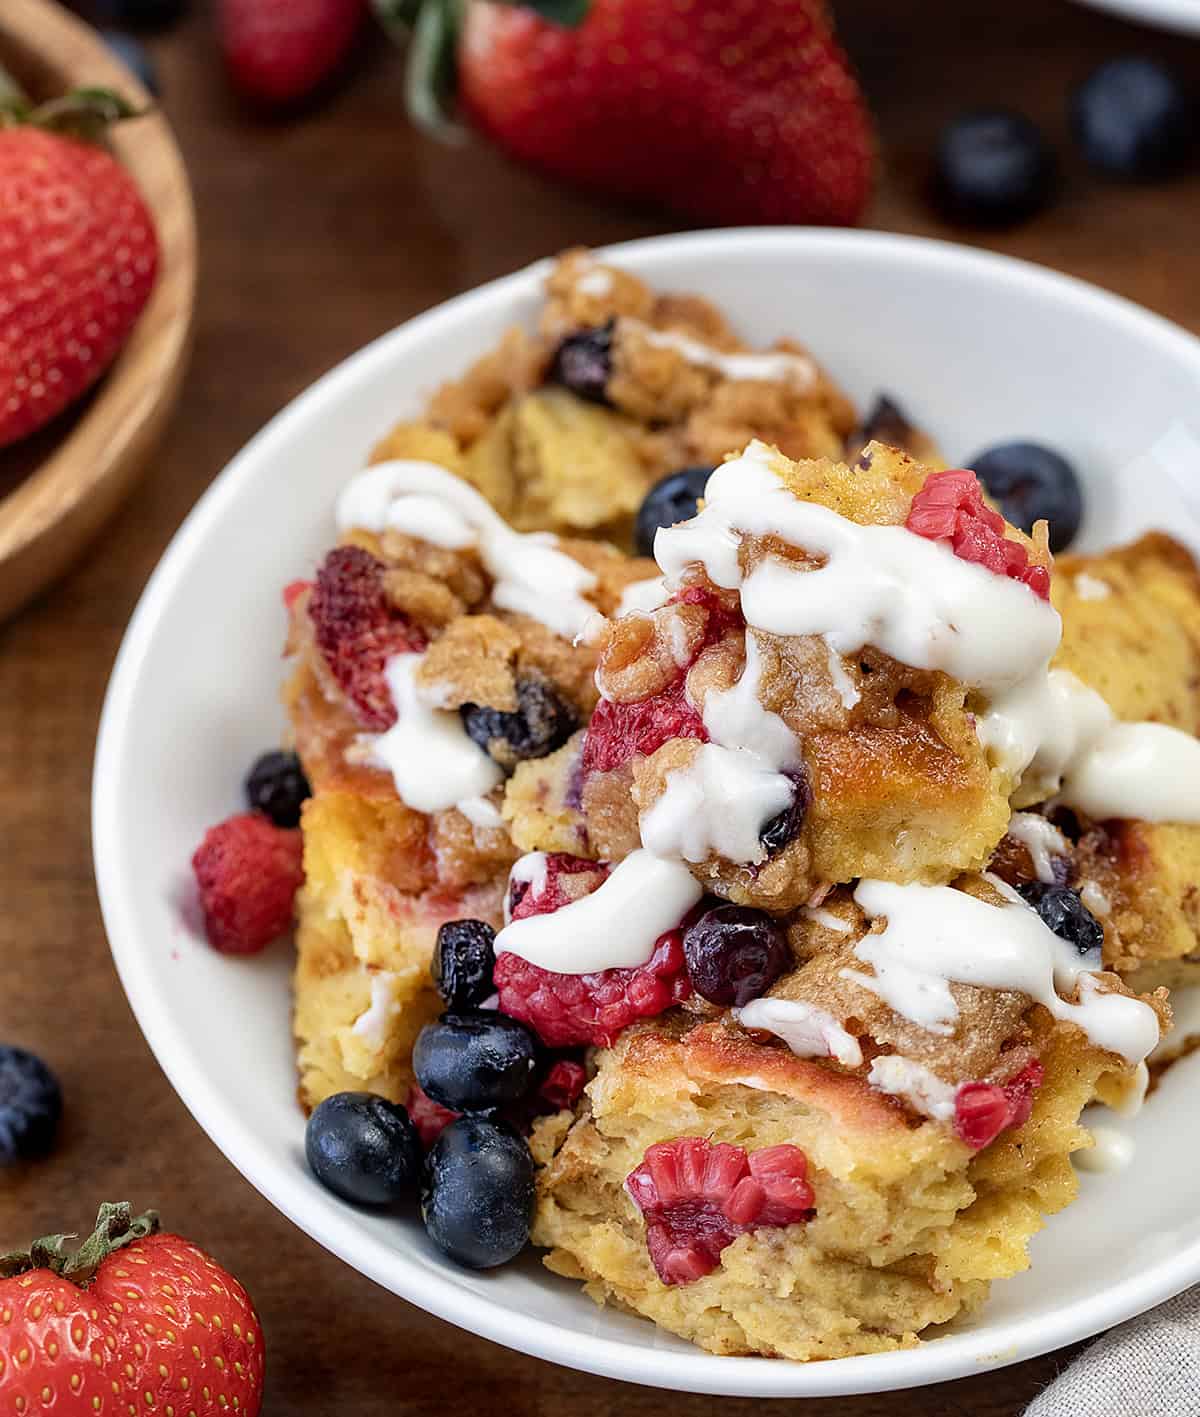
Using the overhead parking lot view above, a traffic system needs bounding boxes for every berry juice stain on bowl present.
[95,230,1200,1398]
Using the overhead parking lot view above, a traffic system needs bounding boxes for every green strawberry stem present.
[374,0,590,137]
[0,82,145,139]
[0,1203,159,1284]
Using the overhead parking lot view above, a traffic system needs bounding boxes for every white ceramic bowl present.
[94,229,1200,1398]
[1072,0,1200,35]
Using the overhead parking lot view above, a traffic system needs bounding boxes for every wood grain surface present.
[0,0,197,622]
[2,2,1198,1412]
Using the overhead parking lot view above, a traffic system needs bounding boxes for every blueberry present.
[634,466,713,558]
[0,1046,62,1166]
[432,920,496,1011]
[460,677,576,771]
[1018,883,1104,961]
[970,442,1083,552]
[414,1012,538,1113]
[421,1115,535,1268]
[245,749,311,828]
[1071,58,1194,179]
[683,905,791,1008]
[100,32,159,94]
[934,110,1057,226]
[305,1092,422,1205]
[856,394,921,454]
[758,770,811,856]
[548,321,614,404]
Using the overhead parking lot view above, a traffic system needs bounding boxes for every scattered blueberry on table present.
[0,1045,63,1166]
[934,108,1058,226]
[420,1115,536,1269]
[1071,57,1195,180]
[634,466,715,557]
[305,1091,423,1206]
[970,441,1083,552]
[245,748,311,828]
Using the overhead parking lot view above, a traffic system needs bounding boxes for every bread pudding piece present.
[287,465,655,1110]
[989,533,1200,991]
[369,249,880,546]
[575,439,1056,911]
[529,876,1166,1359]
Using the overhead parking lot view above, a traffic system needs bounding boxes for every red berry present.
[282,578,312,610]
[191,811,303,954]
[308,545,426,729]
[626,1137,814,1285]
[405,1082,460,1149]
[218,0,366,107]
[580,679,708,778]
[0,127,159,448]
[495,854,691,1047]
[456,0,874,228]
[953,1058,1044,1150]
[906,469,1051,600]
[537,1059,587,1112]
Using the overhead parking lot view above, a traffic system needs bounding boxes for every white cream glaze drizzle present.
[1073,572,1111,601]
[638,631,801,865]
[493,849,702,973]
[982,667,1200,821]
[654,443,1062,695]
[617,576,669,615]
[504,851,549,923]
[867,1055,958,1122]
[801,905,853,934]
[1007,811,1069,883]
[336,460,598,640]
[367,653,503,813]
[734,997,863,1067]
[457,795,505,829]
[626,321,818,390]
[842,878,1160,1064]
[351,971,403,1051]
[1074,1124,1135,1173]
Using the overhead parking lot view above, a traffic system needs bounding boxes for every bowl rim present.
[93,227,1200,1397]
[0,0,197,620]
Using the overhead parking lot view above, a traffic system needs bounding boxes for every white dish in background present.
[1073,0,1200,35]
[94,229,1200,1398]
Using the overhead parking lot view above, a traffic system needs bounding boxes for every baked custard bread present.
[228,252,1200,1361]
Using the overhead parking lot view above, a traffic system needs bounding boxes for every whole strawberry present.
[388,0,873,226]
[0,1203,264,1416]
[219,0,368,107]
[0,92,159,449]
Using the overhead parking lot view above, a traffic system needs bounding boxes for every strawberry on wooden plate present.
[0,1202,265,1416]
[380,0,874,226]
[0,86,159,449]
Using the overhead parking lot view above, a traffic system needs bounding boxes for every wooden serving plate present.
[0,0,197,620]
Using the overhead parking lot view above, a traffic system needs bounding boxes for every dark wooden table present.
[4,1,1199,1411]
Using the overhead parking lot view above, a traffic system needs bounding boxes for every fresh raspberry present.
[580,680,708,777]
[537,1059,587,1112]
[508,853,610,921]
[283,578,312,610]
[626,1137,814,1285]
[954,1058,1044,1150]
[191,811,303,954]
[495,853,692,1047]
[906,469,1051,600]
[581,585,742,778]
[308,545,426,729]
[405,1082,460,1149]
